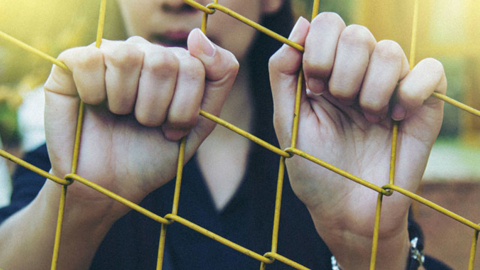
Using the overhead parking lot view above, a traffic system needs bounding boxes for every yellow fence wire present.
[0,0,479,269]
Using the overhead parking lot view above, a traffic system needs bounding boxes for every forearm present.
[0,180,115,270]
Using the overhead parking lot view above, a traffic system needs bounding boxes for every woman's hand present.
[269,14,446,269]
[43,29,239,220]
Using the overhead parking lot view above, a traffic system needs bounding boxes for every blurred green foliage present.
[0,86,21,146]
[0,0,126,85]
[0,0,125,145]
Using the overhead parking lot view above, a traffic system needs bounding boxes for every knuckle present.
[62,47,102,71]
[181,57,205,79]
[213,50,239,81]
[421,58,444,75]
[374,40,403,62]
[268,52,281,71]
[341,24,375,46]
[312,12,345,29]
[228,60,240,79]
[411,58,446,97]
[144,49,180,75]
[126,35,148,43]
[104,43,143,68]
[56,48,73,62]
[224,51,240,76]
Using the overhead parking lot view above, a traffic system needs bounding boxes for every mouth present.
[151,31,190,48]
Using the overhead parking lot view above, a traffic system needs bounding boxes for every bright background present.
[0,0,479,269]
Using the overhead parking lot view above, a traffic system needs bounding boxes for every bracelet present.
[331,255,341,270]
[330,237,425,270]
[407,219,425,270]
[407,237,425,270]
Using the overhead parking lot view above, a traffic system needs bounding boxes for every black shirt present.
[0,144,452,269]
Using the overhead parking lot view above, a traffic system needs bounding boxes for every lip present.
[151,30,190,48]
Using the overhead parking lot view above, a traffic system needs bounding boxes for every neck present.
[196,62,254,211]
[216,62,253,133]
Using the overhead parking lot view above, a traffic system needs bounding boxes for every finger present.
[359,40,409,122]
[128,37,180,127]
[186,28,240,142]
[100,39,144,115]
[303,12,346,95]
[44,45,105,172]
[269,17,310,143]
[392,58,447,121]
[162,48,205,140]
[45,46,106,105]
[329,24,376,104]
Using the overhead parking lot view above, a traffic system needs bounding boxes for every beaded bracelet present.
[330,237,425,270]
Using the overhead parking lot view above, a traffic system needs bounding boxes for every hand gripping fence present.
[0,0,480,269]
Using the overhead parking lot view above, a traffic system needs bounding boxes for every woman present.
[0,0,450,269]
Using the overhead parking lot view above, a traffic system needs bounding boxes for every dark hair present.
[247,0,294,144]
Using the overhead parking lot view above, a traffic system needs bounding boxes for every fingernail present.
[307,78,325,95]
[306,89,324,97]
[392,105,406,121]
[364,113,380,123]
[196,29,216,57]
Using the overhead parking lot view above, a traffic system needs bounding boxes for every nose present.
[161,0,197,14]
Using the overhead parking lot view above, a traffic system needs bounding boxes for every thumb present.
[187,28,239,138]
[188,28,239,117]
[269,17,310,143]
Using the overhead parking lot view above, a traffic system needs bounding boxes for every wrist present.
[34,180,118,269]
[47,167,138,222]
[317,221,410,270]
[306,198,413,270]
[337,234,409,270]
[42,179,121,229]
[330,237,425,270]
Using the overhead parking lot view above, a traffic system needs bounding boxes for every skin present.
[117,0,284,210]
[117,0,282,60]
[0,1,445,269]
[270,15,445,269]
